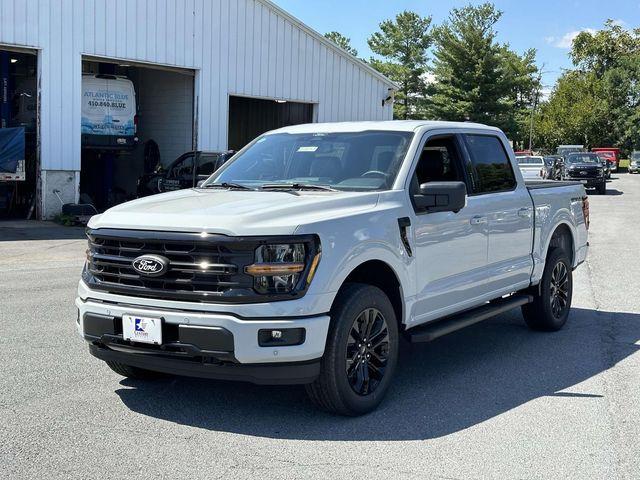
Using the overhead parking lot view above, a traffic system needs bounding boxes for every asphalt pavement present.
[1,174,639,479]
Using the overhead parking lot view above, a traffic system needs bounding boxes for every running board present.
[406,294,534,343]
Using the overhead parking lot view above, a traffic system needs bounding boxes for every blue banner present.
[0,127,25,173]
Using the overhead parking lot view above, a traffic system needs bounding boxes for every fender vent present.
[398,217,412,257]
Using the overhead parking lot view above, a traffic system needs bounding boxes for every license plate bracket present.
[122,315,163,345]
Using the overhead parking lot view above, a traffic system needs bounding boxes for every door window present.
[463,135,516,194]
[410,136,465,196]
[168,154,194,179]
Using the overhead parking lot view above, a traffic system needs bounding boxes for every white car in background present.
[516,155,546,180]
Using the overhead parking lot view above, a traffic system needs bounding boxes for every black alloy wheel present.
[549,261,570,319]
[345,307,390,396]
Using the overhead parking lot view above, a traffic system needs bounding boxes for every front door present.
[409,133,490,325]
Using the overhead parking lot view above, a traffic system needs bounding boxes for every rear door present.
[409,132,491,324]
[462,134,534,295]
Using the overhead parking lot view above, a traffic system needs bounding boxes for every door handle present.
[518,207,532,218]
[470,216,487,225]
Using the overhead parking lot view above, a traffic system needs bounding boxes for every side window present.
[464,135,516,193]
[411,136,465,194]
[168,154,194,179]
[196,155,219,176]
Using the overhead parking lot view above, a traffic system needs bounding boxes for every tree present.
[367,11,432,119]
[428,3,540,145]
[324,31,358,57]
[535,21,640,154]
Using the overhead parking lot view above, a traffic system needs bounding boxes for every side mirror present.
[414,181,467,213]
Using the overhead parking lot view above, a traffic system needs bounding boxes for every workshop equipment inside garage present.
[0,48,37,219]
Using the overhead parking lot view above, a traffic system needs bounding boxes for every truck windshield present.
[205,131,414,191]
[567,154,600,164]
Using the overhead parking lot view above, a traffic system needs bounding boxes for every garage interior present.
[228,95,314,151]
[80,58,195,211]
[0,48,38,219]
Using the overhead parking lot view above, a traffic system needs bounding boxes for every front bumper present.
[76,282,331,383]
[566,176,604,188]
[88,344,320,385]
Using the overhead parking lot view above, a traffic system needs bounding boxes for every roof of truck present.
[269,120,500,134]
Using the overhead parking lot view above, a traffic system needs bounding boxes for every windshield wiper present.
[261,183,338,192]
[202,182,254,191]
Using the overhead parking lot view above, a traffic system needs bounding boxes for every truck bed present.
[525,180,582,190]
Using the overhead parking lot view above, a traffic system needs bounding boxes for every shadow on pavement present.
[0,221,86,241]
[115,307,639,440]
[604,189,623,196]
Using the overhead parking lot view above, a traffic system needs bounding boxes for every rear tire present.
[305,283,399,416]
[522,248,572,331]
[105,360,167,380]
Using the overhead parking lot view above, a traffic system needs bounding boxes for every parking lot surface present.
[1,175,639,479]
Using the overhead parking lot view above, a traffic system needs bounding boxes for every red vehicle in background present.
[592,148,620,172]
[515,150,534,156]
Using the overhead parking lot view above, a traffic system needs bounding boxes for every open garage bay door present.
[228,96,314,151]
[80,58,195,211]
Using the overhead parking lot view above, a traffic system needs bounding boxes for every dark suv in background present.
[137,150,234,197]
[563,152,607,194]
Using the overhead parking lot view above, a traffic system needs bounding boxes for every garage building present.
[0,0,395,219]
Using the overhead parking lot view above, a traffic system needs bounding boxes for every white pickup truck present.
[77,121,589,415]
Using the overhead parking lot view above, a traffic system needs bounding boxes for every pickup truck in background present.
[563,152,607,195]
[77,121,589,415]
[515,154,546,180]
[136,150,235,198]
[591,148,620,172]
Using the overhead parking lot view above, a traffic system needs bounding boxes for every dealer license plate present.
[122,315,162,345]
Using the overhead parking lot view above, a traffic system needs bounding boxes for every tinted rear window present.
[464,135,517,193]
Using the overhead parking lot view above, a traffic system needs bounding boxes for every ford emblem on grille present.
[580,171,588,175]
[132,255,169,277]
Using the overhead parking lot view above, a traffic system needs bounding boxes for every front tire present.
[597,181,606,195]
[305,283,399,416]
[522,248,573,331]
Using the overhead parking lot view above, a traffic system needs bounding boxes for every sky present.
[272,0,639,95]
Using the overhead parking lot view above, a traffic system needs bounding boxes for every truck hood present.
[88,188,380,236]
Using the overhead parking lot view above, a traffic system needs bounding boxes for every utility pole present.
[528,69,543,152]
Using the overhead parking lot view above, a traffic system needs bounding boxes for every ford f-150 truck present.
[77,121,589,415]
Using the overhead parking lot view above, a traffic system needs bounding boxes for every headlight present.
[245,243,321,294]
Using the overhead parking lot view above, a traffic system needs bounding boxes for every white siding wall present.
[0,0,395,215]
[134,68,194,167]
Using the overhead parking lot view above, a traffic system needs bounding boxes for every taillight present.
[582,195,590,230]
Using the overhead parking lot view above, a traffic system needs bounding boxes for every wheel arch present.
[546,221,575,266]
[334,259,405,328]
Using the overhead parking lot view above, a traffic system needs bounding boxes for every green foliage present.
[427,3,540,145]
[367,11,433,119]
[324,31,358,57]
[535,21,640,154]
[53,213,76,226]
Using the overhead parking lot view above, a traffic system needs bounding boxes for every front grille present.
[85,229,317,304]
[567,167,600,179]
